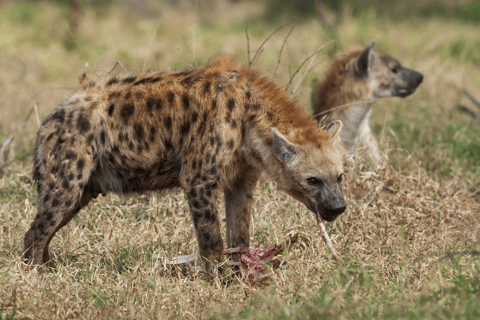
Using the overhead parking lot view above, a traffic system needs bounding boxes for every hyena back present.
[25,54,346,266]
[314,41,423,165]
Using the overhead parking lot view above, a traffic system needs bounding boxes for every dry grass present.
[1,1,480,319]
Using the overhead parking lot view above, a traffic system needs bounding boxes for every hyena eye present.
[307,177,323,186]
[338,174,345,183]
[391,65,400,74]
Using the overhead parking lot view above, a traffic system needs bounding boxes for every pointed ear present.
[324,120,343,142]
[272,128,298,164]
[356,40,376,76]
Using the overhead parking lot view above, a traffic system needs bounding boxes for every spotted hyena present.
[24,54,346,266]
[314,41,423,165]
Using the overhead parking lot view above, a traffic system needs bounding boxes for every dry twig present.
[286,40,335,92]
[273,26,294,77]
[455,104,477,119]
[465,91,480,109]
[108,61,131,75]
[249,24,290,66]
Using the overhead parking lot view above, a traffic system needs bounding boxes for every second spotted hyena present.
[314,41,423,165]
[24,54,346,266]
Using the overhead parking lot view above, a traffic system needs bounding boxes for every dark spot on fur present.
[108,91,121,102]
[87,134,94,145]
[228,139,234,149]
[62,179,69,189]
[107,77,119,86]
[227,98,235,111]
[133,77,152,86]
[48,182,55,190]
[246,91,251,100]
[182,93,190,109]
[167,92,175,106]
[52,199,59,207]
[120,103,135,124]
[134,123,144,141]
[43,194,50,203]
[77,159,85,171]
[51,166,59,174]
[65,199,72,207]
[146,98,162,113]
[107,104,115,116]
[192,200,201,209]
[77,110,91,133]
[149,126,156,142]
[191,111,199,124]
[46,133,54,142]
[203,81,211,95]
[65,151,76,160]
[68,173,74,181]
[181,121,190,136]
[204,209,216,223]
[164,116,172,130]
[43,108,66,126]
[209,167,217,175]
[122,76,137,84]
[118,132,125,142]
[100,131,106,145]
[77,173,82,180]
[189,188,197,198]
[231,119,237,128]
[198,159,203,170]
[165,139,173,151]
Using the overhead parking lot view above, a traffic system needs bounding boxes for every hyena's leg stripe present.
[186,175,223,262]
[224,164,260,251]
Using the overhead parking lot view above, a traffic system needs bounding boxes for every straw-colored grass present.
[1,1,479,319]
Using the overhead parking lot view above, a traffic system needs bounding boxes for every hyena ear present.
[271,128,298,164]
[356,40,376,76]
[325,120,343,142]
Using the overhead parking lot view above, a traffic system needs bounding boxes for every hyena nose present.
[330,198,346,216]
[414,72,423,86]
[330,204,346,216]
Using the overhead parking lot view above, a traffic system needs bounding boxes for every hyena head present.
[272,121,346,222]
[354,40,423,99]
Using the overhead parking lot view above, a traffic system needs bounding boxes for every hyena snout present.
[397,67,423,97]
[319,188,346,222]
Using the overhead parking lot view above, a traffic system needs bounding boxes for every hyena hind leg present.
[24,176,95,265]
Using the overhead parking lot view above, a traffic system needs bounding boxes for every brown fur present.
[314,41,423,165]
[25,54,346,266]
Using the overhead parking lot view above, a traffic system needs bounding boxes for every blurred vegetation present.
[265,0,480,24]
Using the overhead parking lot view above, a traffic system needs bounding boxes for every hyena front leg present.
[224,163,260,260]
[185,174,223,264]
[357,122,381,165]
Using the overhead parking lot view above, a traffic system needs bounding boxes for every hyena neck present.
[315,79,375,119]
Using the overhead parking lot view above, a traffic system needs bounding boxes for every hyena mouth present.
[396,87,417,97]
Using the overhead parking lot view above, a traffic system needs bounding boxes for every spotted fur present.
[25,54,346,266]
